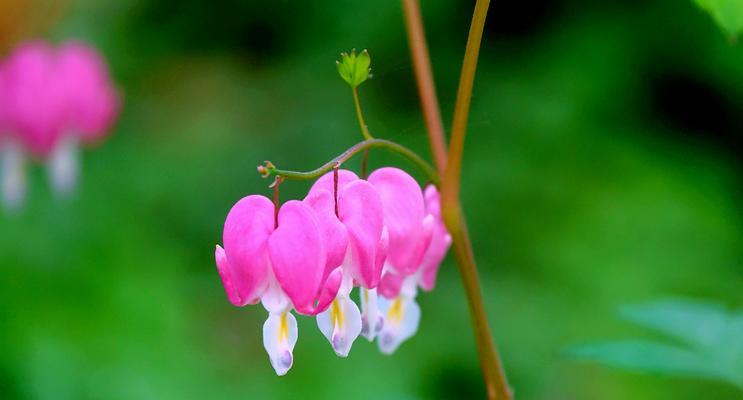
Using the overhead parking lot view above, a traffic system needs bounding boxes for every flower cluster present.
[215,167,451,375]
[0,41,119,211]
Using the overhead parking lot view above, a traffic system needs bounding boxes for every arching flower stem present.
[258,138,440,186]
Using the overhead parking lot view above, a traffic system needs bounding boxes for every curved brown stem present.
[403,0,513,398]
[402,0,448,173]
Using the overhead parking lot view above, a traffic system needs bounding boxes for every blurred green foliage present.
[694,0,743,39]
[1,0,742,399]
[569,298,743,390]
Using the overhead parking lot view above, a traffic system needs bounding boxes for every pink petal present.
[378,270,404,299]
[303,189,349,279]
[308,169,359,197]
[215,245,243,306]
[419,185,452,291]
[268,200,327,315]
[375,227,389,276]
[221,195,274,306]
[424,185,442,217]
[313,267,343,314]
[368,167,430,275]
[419,231,452,291]
[338,180,385,288]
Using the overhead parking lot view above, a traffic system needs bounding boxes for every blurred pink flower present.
[0,40,121,209]
[1,42,61,211]
[57,41,120,143]
[3,41,62,158]
[49,41,120,196]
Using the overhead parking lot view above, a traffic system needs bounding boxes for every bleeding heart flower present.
[0,62,26,212]
[0,40,121,209]
[215,195,342,375]
[368,167,434,296]
[368,171,452,354]
[377,276,421,355]
[1,42,64,211]
[306,169,389,354]
[57,41,120,143]
[3,41,63,158]
[49,41,120,196]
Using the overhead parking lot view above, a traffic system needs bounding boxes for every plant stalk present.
[441,0,489,206]
[404,0,513,398]
[401,0,448,173]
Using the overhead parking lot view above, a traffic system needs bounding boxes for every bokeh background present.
[1,0,742,399]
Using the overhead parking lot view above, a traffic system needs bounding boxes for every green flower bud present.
[336,49,371,88]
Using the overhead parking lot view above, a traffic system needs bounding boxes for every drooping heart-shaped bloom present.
[1,42,62,210]
[0,61,26,211]
[306,169,389,355]
[368,167,434,297]
[215,195,342,375]
[0,40,120,209]
[50,41,120,196]
[376,184,451,354]
[57,41,120,143]
[3,41,63,158]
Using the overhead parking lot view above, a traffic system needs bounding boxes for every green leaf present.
[694,0,743,40]
[619,298,730,349]
[568,340,725,379]
[336,49,371,88]
[568,299,743,390]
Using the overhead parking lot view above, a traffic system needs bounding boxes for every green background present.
[1,0,741,398]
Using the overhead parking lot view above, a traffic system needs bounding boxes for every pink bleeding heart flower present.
[57,41,120,143]
[368,167,434,294]
[306,169,389,354]
[49,41,120,196]
[0,60,26,211]
[0,62,8,133]
[368,168,457,355]
[1,42,62,210]
[3,41,63,158]
[215,195,342,375]
[376,184,451,354]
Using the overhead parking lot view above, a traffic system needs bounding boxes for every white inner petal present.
[377,294,421,355]
[48,135,79,197]
[316,295,361,357]
[2,140,27,212]
[360,287,383,341]
[261,273,290,314]
[263,311,298,376]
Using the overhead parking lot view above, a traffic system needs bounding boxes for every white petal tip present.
[271,350,293,376]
